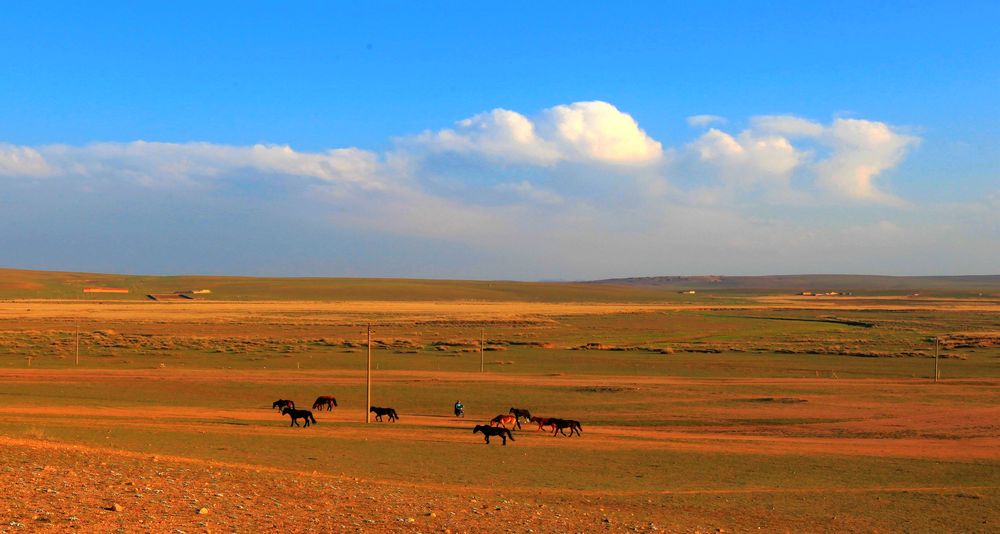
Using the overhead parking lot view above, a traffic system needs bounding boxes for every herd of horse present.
[270,398,581,445]
[272,396,400,427]
[484,407,583,441]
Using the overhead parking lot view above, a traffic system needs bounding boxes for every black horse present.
[272,399,295,411]
[549,418,582,437]
[369,406,399,422]
[473,425,515,445]
[281,406,317,428]
[508,407,531,423]
[312,396,338,411]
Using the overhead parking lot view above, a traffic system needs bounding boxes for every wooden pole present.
[75,322,80,366]
[934,337,939,383]
[366,323,372,423]
[480,327,485,373]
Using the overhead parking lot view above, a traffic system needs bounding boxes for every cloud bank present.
[1,101,992,278]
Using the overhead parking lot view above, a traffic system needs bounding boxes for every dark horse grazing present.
[369,406,399,422]
[473,425,515,445]
[272,399,295,411]
[312,396,338,411]
[549,418,582,437]
[509,407,531,423]
[281,406,317,428]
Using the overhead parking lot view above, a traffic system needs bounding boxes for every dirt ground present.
[0,298,998,532]
[1,369,998,533]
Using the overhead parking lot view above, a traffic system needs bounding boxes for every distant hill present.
[583,274,1000,292]
[2,268,997,301]
[0,267,684,302]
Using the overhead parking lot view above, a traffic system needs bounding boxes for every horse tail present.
[310,412,317,424]
[391,409,398,420]
[332,397,338,407]
[507,429,515,441]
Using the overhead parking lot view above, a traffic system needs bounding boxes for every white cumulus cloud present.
[0,143,52,177]
[687,128,806,188]
[540,101,663,164]
[813,118,920,205]
[407,101,662,166]
[681,115,918,205]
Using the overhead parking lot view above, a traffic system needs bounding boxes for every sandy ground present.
[1,297,998,532]
[0,370,997,533]
[1,435,637,533]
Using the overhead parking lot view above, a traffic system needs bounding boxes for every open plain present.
[0,271,998,532]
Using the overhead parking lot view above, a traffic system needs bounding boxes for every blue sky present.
[0,2,997,278]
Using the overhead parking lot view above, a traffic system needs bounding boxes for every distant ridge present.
[583,274,1000,291]
[2,268,998,300]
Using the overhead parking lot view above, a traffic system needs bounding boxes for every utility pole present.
[480,327,485,373]
[934,336,940,383]
[75,322,80,366]
[366,323,372,423]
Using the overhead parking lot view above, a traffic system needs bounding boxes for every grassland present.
[0,269,997,532]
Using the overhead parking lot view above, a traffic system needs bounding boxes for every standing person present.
[454,400,464,417]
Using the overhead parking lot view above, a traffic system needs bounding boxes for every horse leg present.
[484,435,490,444]
[501,434,506,446]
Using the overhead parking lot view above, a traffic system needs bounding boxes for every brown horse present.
[529,416,556,431]
[490,414,519,430]
[312,396,338,411]
[272,399,295,411]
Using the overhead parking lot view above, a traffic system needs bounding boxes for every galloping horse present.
[490,414,520,430]
[509,407,531,423]
[272,399,295,411]
[312,396,338,411]
[473,425,515,445]
[281,406,317,428]
[369,406,399,422]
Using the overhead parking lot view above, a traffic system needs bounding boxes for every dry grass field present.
[0,270,998,532]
